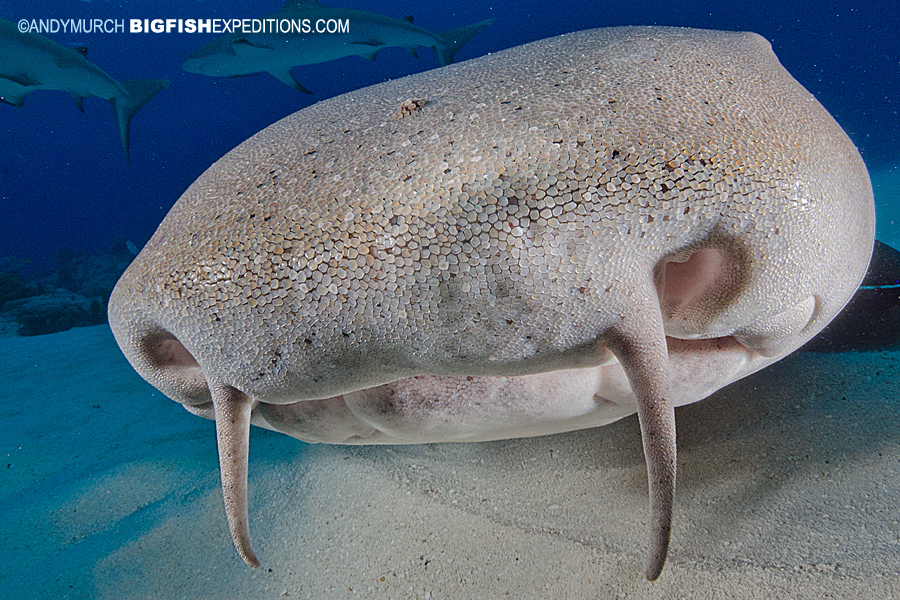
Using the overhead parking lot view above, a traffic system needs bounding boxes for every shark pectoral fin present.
[352,40,384,62]
[434,18,495,65]
[606,281,677,581]
[69,92,85,112]
[211,381,260,568]
[268,69,313,94]
[110,78,169,162]
[0,79,34,107]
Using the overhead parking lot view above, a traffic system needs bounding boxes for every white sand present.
[1,324,898,599]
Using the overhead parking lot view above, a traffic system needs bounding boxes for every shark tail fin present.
[434,18,494,66]
[110,78,170,162]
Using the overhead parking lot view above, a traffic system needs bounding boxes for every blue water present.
[0,0,897,274]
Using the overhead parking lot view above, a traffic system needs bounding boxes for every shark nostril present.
[137,329,211,405]
[656,243,748,338]
[662,248,730,308]
[141,332,200,370]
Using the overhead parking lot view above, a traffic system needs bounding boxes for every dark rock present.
[0,243,135,337]
[1,291,108,336]
[0,269,33,307]
[804,240,900,352]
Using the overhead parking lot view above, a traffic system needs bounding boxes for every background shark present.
[0,18,168,161]
[183,0,493,93]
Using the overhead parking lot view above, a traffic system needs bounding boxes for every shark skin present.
[0,18,168,161]
[111,27,874,580]
[182,0,493,93]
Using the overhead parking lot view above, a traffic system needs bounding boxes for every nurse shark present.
[111,27,875,580]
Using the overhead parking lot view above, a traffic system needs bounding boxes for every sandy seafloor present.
[0,321,897,600]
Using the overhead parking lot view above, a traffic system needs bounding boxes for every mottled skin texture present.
[108,27,875,580]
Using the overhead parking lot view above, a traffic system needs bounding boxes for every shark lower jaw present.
[171,332,764,445]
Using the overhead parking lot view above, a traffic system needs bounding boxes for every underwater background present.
[1,1,898,598]
[1,0,898,275]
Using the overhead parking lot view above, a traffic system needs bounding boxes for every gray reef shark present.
[0,18,169,161]
[183,0,494,93]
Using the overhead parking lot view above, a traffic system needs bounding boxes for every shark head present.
[117,27,874,580]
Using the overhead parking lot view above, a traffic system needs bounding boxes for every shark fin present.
[434,18,495,66]
[69,93,85,112]
[403,16,415,24]
[268,69,313,94]
[352,40,384,61]
[110,78,169,163]
[0,78,34,107]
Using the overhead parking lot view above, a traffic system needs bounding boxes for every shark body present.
[183,0,493,93]
[0,18,168,161]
